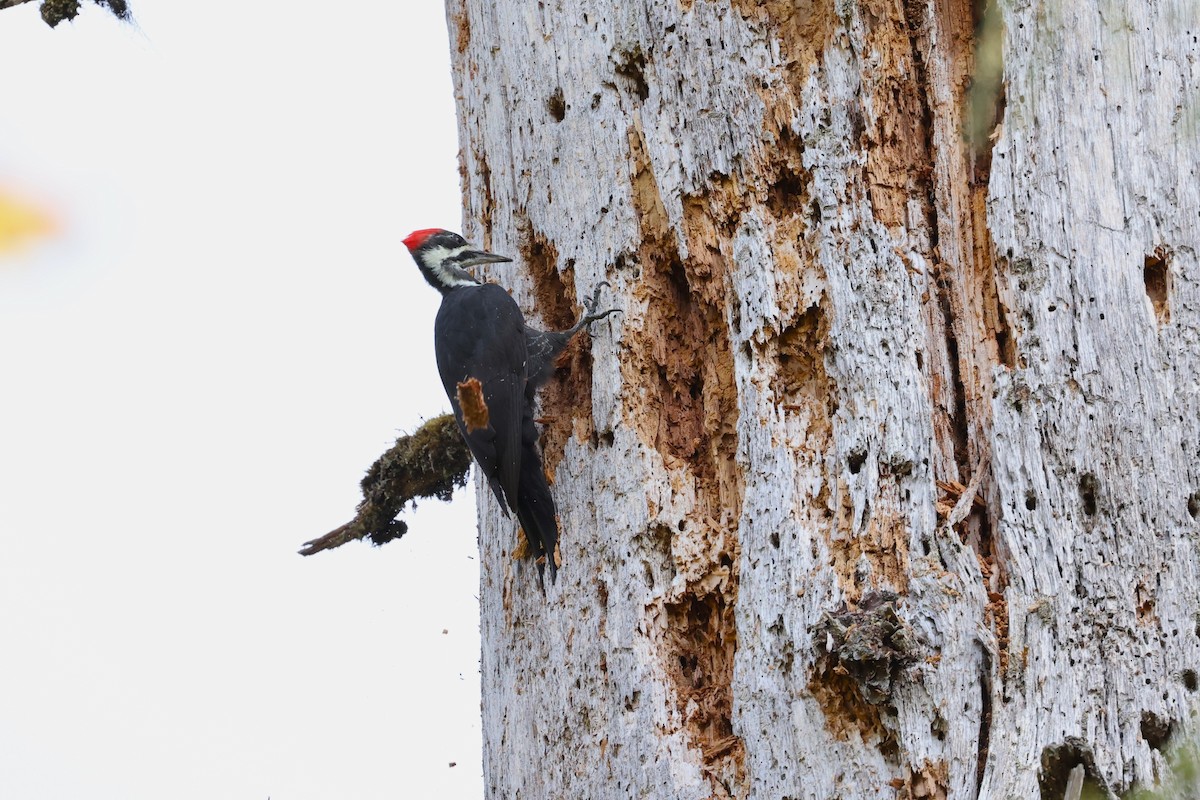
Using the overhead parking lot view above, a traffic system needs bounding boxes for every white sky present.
[0,3,485,798]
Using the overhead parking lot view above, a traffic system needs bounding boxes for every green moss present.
[299,414,471,556]
[36,0,130,28]
[40,0,79,27]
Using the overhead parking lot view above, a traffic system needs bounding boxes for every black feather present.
[514,405,558,585]
[434,283,527,514]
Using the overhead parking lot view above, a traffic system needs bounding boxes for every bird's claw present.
[582,282,620,326]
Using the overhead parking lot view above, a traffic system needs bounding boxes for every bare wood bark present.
[445,0,1200,797]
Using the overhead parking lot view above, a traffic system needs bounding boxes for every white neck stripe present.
[431,260,478,288]
[423,245,479,289]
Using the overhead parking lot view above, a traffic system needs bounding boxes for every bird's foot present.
[579,281,620,328]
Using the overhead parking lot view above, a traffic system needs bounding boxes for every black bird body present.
[404,228,615,585]
[433,283,527,514]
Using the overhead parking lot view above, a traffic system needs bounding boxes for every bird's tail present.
[515,414,559,587]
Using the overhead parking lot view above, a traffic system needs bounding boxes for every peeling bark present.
[445,0,1200,796]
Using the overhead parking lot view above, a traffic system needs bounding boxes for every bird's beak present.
[456,250,513,268]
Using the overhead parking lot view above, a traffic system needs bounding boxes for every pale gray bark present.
[444,0,1200,797]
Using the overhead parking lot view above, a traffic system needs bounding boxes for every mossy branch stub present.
[299,413,472,556]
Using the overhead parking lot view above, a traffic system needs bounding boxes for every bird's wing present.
[435,284,527,512]
[514,405,559,586]
[524,325,572,397]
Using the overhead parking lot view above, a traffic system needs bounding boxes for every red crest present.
[402,228,445,251]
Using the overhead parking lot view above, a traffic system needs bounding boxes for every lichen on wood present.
[812,592,922,706]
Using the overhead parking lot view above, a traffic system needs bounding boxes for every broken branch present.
[299,413,472,556]
[456,377,490,433]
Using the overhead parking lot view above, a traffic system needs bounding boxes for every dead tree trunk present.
[444,0,1200,796]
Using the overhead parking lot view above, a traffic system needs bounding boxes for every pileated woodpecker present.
[403,228,616,585]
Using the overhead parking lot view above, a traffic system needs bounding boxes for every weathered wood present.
[445,0,1200,796]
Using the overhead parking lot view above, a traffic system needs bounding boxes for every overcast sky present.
[0,3,485,798]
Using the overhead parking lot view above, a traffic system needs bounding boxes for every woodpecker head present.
[403,228,512,294]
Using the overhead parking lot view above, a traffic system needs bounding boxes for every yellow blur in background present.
[0,187,56,254]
